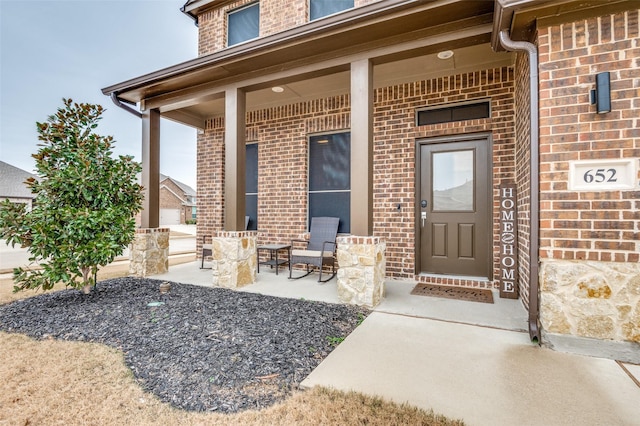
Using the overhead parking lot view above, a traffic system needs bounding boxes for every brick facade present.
[196,68,516,285]
[188,1,640,350]
[513,51,533,305]
[537,9,640,263]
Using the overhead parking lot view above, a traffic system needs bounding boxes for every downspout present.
[110,93,142,118]
[498,30,540,342]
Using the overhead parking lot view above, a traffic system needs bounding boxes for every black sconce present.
[590,71,611,114]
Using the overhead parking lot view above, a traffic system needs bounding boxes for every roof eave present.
[101,0,470,102]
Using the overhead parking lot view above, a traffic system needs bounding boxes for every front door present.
[418,135,490,277]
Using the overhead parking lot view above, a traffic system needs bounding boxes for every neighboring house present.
[160,174,197,225]
[103,1,640,361]
[0,161,37,210]
[134,173,197,226]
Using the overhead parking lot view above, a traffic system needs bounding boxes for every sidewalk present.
[301,312,640,425]
[154,262,640,425]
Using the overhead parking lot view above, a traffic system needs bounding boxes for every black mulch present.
[0,278,369,413]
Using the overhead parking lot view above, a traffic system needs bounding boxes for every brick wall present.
[514,51,532,305]
[375,68,515,282]
[197,0,383,56]
[196,67,516,283]
[196,120,225,253]
[538,9,640,263]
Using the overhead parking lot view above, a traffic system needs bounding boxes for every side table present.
[257,244,291,275]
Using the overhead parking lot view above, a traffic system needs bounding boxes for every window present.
[310,0,353,21]
[191,206,197,219]
[417,100,490,126]
[245,143,258,230]
[308,132,350,233]
[227,2,259,46]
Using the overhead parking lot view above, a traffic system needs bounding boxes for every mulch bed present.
[411,283,494,304]
[0,278,368,413]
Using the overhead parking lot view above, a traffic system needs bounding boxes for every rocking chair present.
[289,216,339,282]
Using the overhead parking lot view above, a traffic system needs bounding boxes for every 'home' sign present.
[499,183,518,299]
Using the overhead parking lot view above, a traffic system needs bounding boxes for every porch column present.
[224,88,247,231]
[141,108,160,228]
[130,108,168,277]
[212,88,257,287]
[350,59,373,235]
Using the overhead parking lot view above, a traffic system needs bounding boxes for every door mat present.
[410,283,494,304]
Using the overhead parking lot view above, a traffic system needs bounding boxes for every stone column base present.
[540,259,640,345]
[336,236,386,308]
[129,228,170,277]
[211,231,257,288]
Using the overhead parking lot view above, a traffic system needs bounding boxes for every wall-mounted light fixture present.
[590,71,611,114]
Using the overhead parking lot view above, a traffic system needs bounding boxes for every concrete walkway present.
[153,262,640,425]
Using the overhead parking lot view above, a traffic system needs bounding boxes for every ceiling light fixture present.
[271,86,284,93]
[437,50,454,60]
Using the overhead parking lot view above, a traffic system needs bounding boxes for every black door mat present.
[410,283,494,304]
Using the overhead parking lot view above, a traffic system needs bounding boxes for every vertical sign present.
[499,183,519,299]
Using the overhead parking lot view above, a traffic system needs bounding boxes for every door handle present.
[421,211,427,227]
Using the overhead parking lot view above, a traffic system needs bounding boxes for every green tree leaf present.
[0,98,143,294]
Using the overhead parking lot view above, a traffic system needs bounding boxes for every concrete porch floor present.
[151,261,640,425]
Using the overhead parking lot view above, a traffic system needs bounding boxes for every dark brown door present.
[418,136,490,277]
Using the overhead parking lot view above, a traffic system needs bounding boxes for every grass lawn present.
[0,258,464,425]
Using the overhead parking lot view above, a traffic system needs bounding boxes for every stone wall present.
[336,236,386,308]
[540,259,640,343]
[211,231,257,288]
[129,228,170,277]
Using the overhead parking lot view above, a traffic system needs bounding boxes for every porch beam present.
[141,108,160,228]
[162,109,206,130]
[350,59,373,236]
[142,23,492,112]
[224,88,247,231]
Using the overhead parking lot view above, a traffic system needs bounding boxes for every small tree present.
[0,99,143,294]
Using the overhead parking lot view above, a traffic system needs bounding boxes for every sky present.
[1,0,199,189]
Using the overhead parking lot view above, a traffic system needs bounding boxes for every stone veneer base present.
[336,236,386,308]
[211,231,257,289]
[129,228,170,277]
[539,259,640,346]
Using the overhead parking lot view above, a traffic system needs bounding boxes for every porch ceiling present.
[180,43,514,120]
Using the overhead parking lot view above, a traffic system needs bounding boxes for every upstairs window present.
[310,0,353,21]
[308,132,350,233]
[228,2,260,46]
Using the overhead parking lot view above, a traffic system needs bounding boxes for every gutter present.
[110,93,142,118]
[498,30,540,342]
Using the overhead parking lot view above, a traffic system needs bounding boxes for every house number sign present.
[569,159,638,191]
[499,183,518,300]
